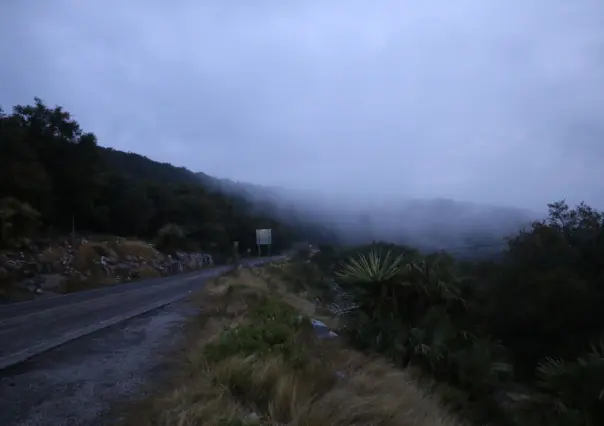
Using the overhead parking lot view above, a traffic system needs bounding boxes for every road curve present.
[0,256,283,370]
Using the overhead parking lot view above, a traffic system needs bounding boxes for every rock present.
[244,412,260,422]
[335,371,346,380]
[39,274,66,291]
[310,318,339,339]
[2,236,220,299]
[17,276,43,293]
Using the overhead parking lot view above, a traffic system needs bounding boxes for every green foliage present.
[0,197,41,247]
[154,223,188,253]
[486,200,604,375]
[0,98,329,253]
[203,298,311,367]
[319,201,604,424]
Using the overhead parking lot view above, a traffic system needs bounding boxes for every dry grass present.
[71,242,116,271]
[71,239,160,272]
[112,239,160,260]
[120,264,462,426]
[64,240,161,292]
[136,263,163,279]
[37,245,65,265]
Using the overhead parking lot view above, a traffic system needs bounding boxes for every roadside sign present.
[256,228,272,256]
[255,229,272,245]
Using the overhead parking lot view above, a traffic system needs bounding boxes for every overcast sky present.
[2,0,604,210]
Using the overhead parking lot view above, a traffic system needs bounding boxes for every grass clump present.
[111,239,160,260]
[71,241,116,271]
[203,298,312,368]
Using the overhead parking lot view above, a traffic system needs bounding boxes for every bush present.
[154,223,189,253]
[0,197,41,247]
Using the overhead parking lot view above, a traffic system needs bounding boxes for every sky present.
[2,0,604,210]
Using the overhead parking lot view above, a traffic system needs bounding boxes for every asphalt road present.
[0,256,284,370]
[0,297,202,426]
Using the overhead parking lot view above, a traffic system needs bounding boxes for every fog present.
[205,177,536,254]
[2,0,604,249]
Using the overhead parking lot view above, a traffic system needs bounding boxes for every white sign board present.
[256,228,272,245]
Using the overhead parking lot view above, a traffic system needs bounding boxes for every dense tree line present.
[314,200,604,425]
[0,98,331,254]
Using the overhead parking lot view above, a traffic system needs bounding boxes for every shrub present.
[154,223,188,253]
[0,197,41,247]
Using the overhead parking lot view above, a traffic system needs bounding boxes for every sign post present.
[255,229,272,257]
[233,241,240,267]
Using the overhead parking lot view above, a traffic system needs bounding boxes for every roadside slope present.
[121,263,461,426]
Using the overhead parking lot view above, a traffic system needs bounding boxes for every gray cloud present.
[2,0,604,210]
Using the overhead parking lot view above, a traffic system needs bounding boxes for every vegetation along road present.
[0,256,283,370]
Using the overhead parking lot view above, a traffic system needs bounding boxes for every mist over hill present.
[195,173,539,256]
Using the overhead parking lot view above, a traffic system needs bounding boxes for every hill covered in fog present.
[195,173,539,257]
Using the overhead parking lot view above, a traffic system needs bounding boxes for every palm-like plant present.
[336,248,470,368]
[335,247,406,283]
[535,341,604,422]
[503,341,604,425]
[408,256,467,306]
[335,248,409,318]
[332,247,524,423]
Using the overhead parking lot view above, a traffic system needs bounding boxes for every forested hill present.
[99,148,201,186]
[0,98,331,254]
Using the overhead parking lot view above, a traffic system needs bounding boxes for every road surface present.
[0,297,201,426]
[0,256,283,370]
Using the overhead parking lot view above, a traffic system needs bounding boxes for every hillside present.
[195,172,339,246]
[0,98,330,255]
[195,174,537,256]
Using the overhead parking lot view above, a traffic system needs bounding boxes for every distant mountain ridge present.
[195,172,539,256]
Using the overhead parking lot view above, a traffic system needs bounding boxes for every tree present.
[0,197,41,247]
[485,200,604,372]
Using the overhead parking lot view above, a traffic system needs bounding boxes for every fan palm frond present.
[536,356,568,393]
[335,248,405,283]
[533,343,604,421]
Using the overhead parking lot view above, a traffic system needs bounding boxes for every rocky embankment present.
[0,237,214,302]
